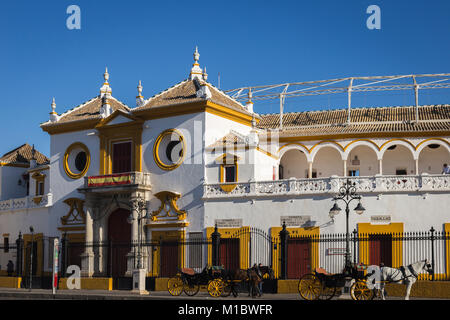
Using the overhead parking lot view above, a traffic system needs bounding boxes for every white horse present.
[379,259,433,300]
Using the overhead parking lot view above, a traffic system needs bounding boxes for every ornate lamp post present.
[29,226,34,291]
[329,179,365,271]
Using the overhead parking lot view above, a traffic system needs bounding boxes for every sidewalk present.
[0,288,302,300]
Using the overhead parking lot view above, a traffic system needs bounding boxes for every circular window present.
[153,129,186,171]
[64,142,90,179]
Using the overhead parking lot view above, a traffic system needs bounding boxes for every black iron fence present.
[1,226,448,289]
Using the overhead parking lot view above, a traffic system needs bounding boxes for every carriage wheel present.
[207,279,224,298]
[350,280,375,301]
[183,280,200,296]
[298,273,321,301]
[221,280,233,297]
[319,285,336,300]
[167,276,183,296]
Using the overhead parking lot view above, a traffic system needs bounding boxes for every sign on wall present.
[370,215,391,225]
[215,219,243,228]
[280,215,311,227]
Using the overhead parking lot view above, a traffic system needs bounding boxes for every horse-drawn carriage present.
[167,265,229,297]
[298,263,374,300]
[167,265,274,298]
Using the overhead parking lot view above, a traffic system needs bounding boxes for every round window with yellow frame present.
[153,129,186,171]
[63,142,91,179]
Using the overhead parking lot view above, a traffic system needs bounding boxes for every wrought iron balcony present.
[82,172,151,191]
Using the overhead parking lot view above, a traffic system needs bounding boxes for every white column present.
[343,160,347,177]
[81,204,95,277]
[415,158,419,175]
[308,162,313,179]
[378,159,383,175]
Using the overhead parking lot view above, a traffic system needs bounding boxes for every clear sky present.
[0,0,449,157]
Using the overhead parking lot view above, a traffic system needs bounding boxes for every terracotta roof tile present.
[134,79,253,116]
[258,105,450,137]
[0,144,49,165]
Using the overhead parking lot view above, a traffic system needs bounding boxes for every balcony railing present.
[84,172,151,189]
[0,193,53,212]
[203,174,450,199]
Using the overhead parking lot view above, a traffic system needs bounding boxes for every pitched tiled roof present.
[0,144,49,165]
[207,132,248,149]
[41,96,131,127]
[258,105,450,137]
[134,79,253,116]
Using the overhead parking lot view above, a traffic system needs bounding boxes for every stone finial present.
[189,46,203,80]
[136,80,145,107]
[49,97,59,122]
[202,67,208,81]
[100,67,112,98]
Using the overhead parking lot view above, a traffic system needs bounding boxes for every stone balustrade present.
[203,174,450,199]
[0,193,53,212]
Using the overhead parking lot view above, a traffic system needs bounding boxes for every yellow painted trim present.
[150,191,187,221]
[309,140,345,152]
[445,223,450,281]
[0,162,30,168]
[206,226,253,269]
[270,226,320,278]
[150,230,185,277]
[379,138,417,152]
[256,147,279,160]
[153,129,186,171]
[57,226,86,232]
[97,120,143,175]
[415,137,450,151]
[145,222,189,229]
[22,233,44,276]
[0,277,22,288]
[279,131,450,142]
[218,154,238,192]
[343,139,381,151]
[63,142,91,180]
[58,278,113,290]
[357,222,404,268]
[61,198,86,226]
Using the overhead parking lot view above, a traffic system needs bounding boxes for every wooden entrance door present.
[160,242,179,277]
[287,238,311,279]
[219,238,240,270]
[112,142,132,174]
[108,208,131,277]
[369,234,392,266]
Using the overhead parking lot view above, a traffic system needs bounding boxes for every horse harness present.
[381,264,419,283]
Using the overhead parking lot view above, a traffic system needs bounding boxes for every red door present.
[369,234,392,266]
[160,242,179,277]
[287,238,311,279]
[112,142,132,173]
[108,209,131,277]
[219,238,240,270]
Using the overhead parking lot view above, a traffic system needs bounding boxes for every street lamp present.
[329,179,365,271]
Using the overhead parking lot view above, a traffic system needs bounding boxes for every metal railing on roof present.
[225,73,450,128]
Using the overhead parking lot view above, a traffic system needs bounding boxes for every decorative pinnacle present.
[193,46,200,64]
[31,144,36,160]
[137,80,143,96]
[104,67,109,83]
[202,67,208,81]
[51,97,56,113]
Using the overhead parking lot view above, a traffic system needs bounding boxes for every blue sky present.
[0,0,449,157]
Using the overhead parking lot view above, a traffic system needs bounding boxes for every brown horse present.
[227,266,274,297]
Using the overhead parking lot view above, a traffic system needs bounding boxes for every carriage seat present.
[315,267,331,275]
[181,268,195,276]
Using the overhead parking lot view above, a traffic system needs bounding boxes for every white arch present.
[344,140,381,160]
[416,139,450,158]
[310,142,345,162]
[279,143,311,162]
[379,139,416,160]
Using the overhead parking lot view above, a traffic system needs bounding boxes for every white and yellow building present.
[0,48,449,283]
